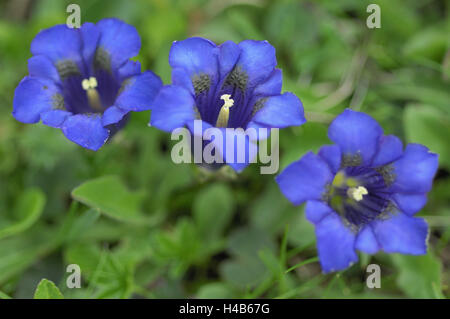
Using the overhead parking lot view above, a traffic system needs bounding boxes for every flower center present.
[327,167,392,228]
[215,94,234,127]
[346,186,368,201]
[81,77,103,112]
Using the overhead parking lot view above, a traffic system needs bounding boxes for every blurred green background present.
[0,0,449,299]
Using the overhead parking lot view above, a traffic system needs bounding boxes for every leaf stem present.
[285,256,319,274]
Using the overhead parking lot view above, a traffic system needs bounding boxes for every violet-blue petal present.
[61,114,109,151]
[96,18,141,70]
[115,71,162,111]
[171,67,195,95]
[186,119,213,138]
[305,200,334,224]
[151,85,196,132]
[118,60,141,81]
[218,40,240,80]
[253,68,282,97]
[237,40,277,88]
[41,109,71,128]
[355,225,380,254]
[276,152,333,205]
[245,121,271,141]
[12,77,61,123]
[169,37,218,77]
[392,193,428,216]
[102,106,129,126]
[80,22,100,66]
[31,24,82,65]
[318,144,342,174]
[251,92,306,129]
[209,127,258,172]
[389,144,438,194]
[371,135,403,167]
[372,212,428,255]
[315,213,358,273]
[28,55,60,82]
[328,109,383,166]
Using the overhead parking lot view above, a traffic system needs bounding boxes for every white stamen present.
[215,94,234,127]
[81,77,98,90]
[81,77,102,111]
[220,94,234,109]
[347,186,368,201]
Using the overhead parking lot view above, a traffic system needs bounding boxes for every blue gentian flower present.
[276,109,438,273]
[13,18,162,151]
[150,37,306,171]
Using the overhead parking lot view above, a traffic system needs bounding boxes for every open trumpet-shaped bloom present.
[150,37,306,171]
[276,109,438,273]
[13,18,162,150]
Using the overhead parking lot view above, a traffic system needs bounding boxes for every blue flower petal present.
[253,69,282,97]
[372,212,428,254]
[61,114,109,151]
[218,41,240,80]
[250,92,306,129]
[392,193,428,216]
[115,71,162,111]
[186,119,213,136]
[169,37,218,78]
[318,144,341,174]
[389,144,438,194]
[315,213,358,273]
[151,85,196,132]
[208,127,258,172]
[41,109,71,128]
[172,67,195,95]
[102,106,129,126]
[31,24,82,65]
[355,226,379,254]
[276,152,333,205]
[12,77,61,123]
[96,18,141,70]
[328,109,383,166]
[28,55,60,82]
[244,121,271,141]
[371,135,403,167]
[80,22,100,67]
[305,200,333,224]
[237,40,277,88]
[118,60,141,81]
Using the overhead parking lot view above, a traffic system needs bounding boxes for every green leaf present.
[249,184,297,234]
[19,123,77,170]
[0,290,12,299]
[403,24,447,62]
[392,252,442,298]
[403,104,450,169]
[71,176,149,224]
[34,279,64,299]
[0,228,57,285]
[193,183,235,239]
[0,188,46,239]
[197,283,234,299]
[221,227,276,288]
[227,226,276,259]
[64,243,135,299]
[220,257,268,288]
[59,209,101,243]
[152,218,217,278]
[287,209,316,249]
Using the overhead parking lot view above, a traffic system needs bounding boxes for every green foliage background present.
[0,0,448,299]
